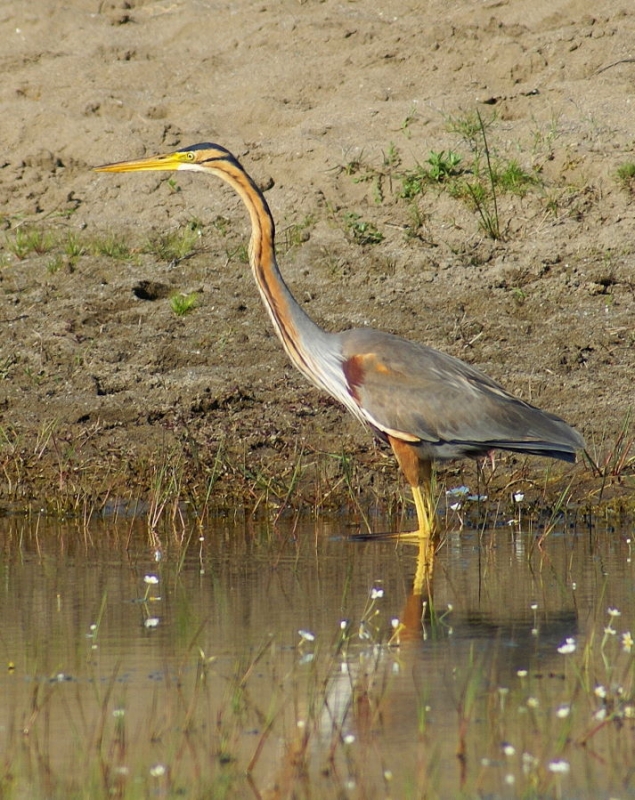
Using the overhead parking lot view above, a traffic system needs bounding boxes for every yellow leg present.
[412,484,434,538]
[392,461,437,540]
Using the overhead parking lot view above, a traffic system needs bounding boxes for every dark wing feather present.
[340,328,584,462]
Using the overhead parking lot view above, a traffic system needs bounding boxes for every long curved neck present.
[210,161,333,386]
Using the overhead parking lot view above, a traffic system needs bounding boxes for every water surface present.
[0,512,633,798]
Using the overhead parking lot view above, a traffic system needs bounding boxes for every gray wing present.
[339,328,584,462]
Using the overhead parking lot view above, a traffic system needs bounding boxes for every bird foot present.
[348,528,435,543]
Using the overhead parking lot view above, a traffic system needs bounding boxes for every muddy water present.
[0,512,633,799]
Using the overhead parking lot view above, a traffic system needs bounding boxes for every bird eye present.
[186,152,195,161]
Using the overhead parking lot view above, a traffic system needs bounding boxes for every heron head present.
[94,142,238,174]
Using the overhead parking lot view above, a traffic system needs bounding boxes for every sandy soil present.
[0,0,633,515]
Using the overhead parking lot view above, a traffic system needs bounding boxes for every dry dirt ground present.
[0,0,633,519]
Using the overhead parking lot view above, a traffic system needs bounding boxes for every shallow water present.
[0,511,634,799]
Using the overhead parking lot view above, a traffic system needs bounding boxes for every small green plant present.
[92,234,132,260]
[227,242,250,264]
[400,105,418,137]
[383,142,401,169]
[0,355,17,380]
[5,226,56,260]
[459,111,501,240]
[343,212,384,245]
[212,215,231,236]
[281,215,314,252]
[426,150,462,182]
[447,109,495,152]
[64,232,86,264]
[146,225,200,262]
[616,162,635,190]
[46,254,65,274]
[170,291,200,317]
[496,159,536,195]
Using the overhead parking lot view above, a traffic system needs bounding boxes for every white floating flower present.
[548,760,570,774]
[522,752,539,774]
[446,485,470,497]
[607,607,621,617]
[557,637,576,654]
[298,630,315,643]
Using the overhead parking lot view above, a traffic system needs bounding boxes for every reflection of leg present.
[399,536,435,640]
[412,534,434,597]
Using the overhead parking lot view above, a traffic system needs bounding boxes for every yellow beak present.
[94,152,189,174]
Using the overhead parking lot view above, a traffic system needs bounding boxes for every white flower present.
[144,617,160,629]
[144,575,159,585]
[594,685,607,699]
[557,637,576,654]
[150,764,166,778]
[622,631,633,653]
[556,704,571,719]
[548,760,570,774]
[370,587,384,600]
[298,629,315,642]
[607,607,621,617]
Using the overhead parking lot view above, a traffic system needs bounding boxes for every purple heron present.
[95,143,584,539]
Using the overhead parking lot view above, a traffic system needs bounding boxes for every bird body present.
[95,143,584,538]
